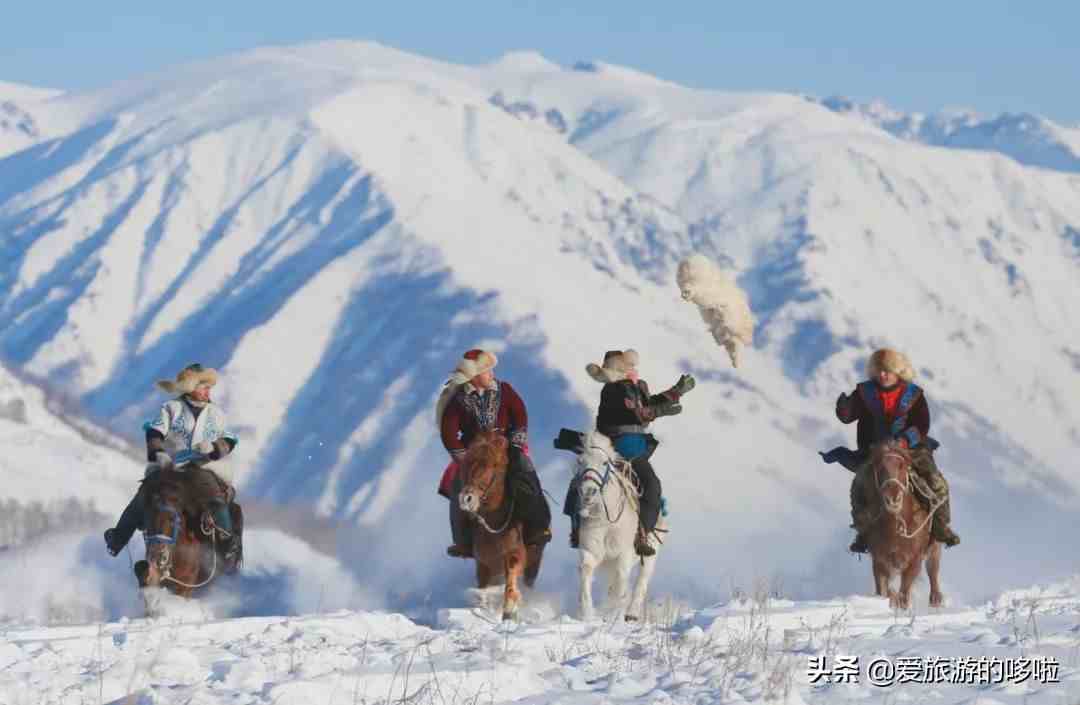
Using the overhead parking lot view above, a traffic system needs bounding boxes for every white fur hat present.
[455,349,498,380]
[586,349,639,384]
[866,348,915,382]
[156,363,218,395]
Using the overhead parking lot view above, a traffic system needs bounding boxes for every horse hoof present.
[625,614,639,623]
[929,592,944,608]
[134,560,150,587]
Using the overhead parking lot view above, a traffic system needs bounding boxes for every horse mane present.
[581,430,617,460]
[869,440,912,469]
[140,468,211,520]
[463,430,509,474]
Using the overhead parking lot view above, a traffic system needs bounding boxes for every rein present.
[144,500,223,590]
[873,450,945,540]
[578,445,637,525]
[464,459,516,535]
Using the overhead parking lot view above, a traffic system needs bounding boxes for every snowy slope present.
[0,363,139,516]
[1,577,1077,705]
[0,80,60,159]
[1,41,1079,606]
[815,95,1080,173]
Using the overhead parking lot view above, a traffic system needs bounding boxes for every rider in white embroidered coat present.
[104,364,242,571]
[145,398,237,484]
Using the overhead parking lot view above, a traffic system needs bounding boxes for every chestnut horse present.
[862,441,944,609]
[135,468,228,600]
[458,430,544,620]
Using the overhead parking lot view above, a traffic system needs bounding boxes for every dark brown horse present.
[135,468,230,599]
[863,441,944,609]
[458,430,544,620]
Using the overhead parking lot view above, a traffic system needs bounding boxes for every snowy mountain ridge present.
[1,41,1079,607]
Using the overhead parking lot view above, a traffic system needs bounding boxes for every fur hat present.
[866,349,915,382]
[455,349,498,380]
[586,349,639,384]
[156,363,218,395]
[434,349,499,427]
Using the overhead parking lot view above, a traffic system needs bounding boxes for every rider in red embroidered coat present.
[436,349,552,558]
[825,348,961,553]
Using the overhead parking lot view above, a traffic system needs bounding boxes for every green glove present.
[674,374,696,396]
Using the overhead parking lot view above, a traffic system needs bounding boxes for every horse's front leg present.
[627,525,661,622]
[502,541,526,621]
[871,556,895,605]
[897,555,923,610]
[608,551,633,612]
[578,546,600,621]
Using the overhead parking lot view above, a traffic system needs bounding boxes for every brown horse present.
[862,441,944,609]
[458,430,544,620]
[135,468,230,599]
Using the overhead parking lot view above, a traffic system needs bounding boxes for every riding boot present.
[930,499,961,547]
[447,476,473,558]
[105,492,146,556]
[911,448,960,547]
[849,470,870,553]
[509,446,552,546]
[223,501,244,574]
[634,526,657,557]
[564,480,580,547]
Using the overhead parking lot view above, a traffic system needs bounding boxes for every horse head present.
[871,441,912,516]
[575,431,622,520]
[140,469,191,588]
[459,430,510,515]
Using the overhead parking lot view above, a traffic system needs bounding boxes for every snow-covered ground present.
[2,576,1077,704]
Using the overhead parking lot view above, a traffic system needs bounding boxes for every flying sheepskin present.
[676,254,756,367]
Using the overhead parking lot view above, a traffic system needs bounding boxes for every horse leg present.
[872,556,896,605]
[475,559,493,589]
[578,548,600,621]
[926,541,944,608]
[502,543,526,621]
[607,553,633,612]
[523,543,544,589]
[897,556,923,610]
[627,547,658,622]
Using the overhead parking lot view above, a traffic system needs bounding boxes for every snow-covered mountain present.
[0,362,138,519]
[814,95,1080,174]
[1,41,1079,606]
[0,80,60,159]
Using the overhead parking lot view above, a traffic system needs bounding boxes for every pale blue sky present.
[2,1,1076,122]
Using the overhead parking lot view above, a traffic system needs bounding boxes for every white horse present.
[574,431,664,622]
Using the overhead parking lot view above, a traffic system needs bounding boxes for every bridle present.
[462,458,516,535]
[872,449,944,539]
[577,445,634,524]
[144,495,222,590]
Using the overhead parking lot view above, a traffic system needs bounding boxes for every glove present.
[836,393,853,416]
[153,451,174,471]
[653,399,683,418]
[673,374,696,396]
[194,441,215,456]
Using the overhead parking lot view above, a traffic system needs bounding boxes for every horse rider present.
[436,349,552,558]
[104,363,243,572]
[565,349,695,557]
[826,348,961,553]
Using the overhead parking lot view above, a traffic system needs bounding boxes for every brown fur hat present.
[156,363,219,395]
[866,348,915,382]
[586,349,639,383]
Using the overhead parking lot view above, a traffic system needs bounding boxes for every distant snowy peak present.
[816,94,1080,173]
[0,81,61,158]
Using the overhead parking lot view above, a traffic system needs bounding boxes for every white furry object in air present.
[676,255,755,367]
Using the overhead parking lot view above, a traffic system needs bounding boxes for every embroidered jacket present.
[439,380,527,460]
[144,398,239,481]
[835,381,933,451]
